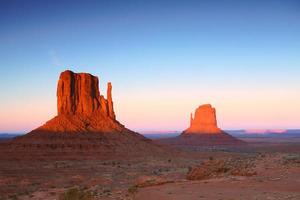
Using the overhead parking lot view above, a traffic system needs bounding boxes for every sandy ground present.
[134,153,300,200]
[0,137,299,200]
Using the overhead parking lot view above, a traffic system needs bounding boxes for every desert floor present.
[0,137,299,200]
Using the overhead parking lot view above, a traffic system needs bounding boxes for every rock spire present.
[107,82,115,119]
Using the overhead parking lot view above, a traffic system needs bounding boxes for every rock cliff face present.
[183,104,221,134]
[56,70,115,119]
[4,70,166,159]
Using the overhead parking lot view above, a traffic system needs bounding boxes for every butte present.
[158,104,245,146]
[1,70,165,160]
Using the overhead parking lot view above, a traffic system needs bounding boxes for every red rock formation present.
[184,104,221,134]
[29,70,133,134]
[107,82,115,119]
[57,70,115,118]
[2,70,167,160]
[31,70,123,134]
[157,104,245,146]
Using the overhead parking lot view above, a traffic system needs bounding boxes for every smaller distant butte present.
[157,104,245,146]
[183,104,221,134]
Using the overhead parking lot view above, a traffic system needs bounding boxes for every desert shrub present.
[9,195,18,200]
[282,154,300,165]
[103,188,111,194]
[59,188,93,200]
[128,185,138,193]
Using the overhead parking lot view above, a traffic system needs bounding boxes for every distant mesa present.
[244,129,287,134]
[157,104,245,146]
[183,104,221,134]
[1,70,165,159]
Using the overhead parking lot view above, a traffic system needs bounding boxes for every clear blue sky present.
[0,0,299,133]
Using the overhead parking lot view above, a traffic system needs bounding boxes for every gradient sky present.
[0,0,299,133]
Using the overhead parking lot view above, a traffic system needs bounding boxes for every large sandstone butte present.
[34,70,121,133]
[157,104,245,146]
[2,70,166,160]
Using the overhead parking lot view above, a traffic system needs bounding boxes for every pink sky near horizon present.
[0,84,299,133]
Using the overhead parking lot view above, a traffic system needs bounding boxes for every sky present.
[0,0,299,133]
